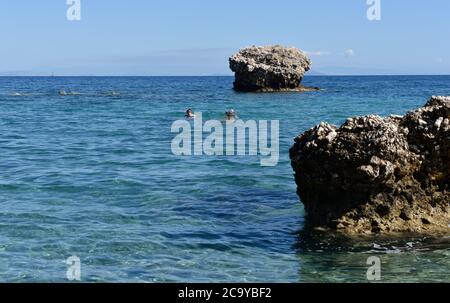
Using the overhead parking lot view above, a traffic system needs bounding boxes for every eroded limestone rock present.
[229,45,317,92]
[290,96,450,234]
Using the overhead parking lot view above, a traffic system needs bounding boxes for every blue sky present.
[1,0,449,75]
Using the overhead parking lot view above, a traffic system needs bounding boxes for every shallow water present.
[0,76,449,282]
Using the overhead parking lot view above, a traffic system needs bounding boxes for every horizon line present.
[1,74,450,77]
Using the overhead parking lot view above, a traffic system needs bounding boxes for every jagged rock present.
[289,96,450,234]
[229,45,318,92]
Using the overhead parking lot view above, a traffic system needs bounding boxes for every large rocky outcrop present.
[229,45,318,92]
[290,96,450,234]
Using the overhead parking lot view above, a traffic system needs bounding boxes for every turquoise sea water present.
[0,76,449,282]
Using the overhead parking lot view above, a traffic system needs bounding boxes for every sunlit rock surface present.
[229,45,318,92]
[290,96,450,234]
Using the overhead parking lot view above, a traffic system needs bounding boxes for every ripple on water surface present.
[0,76,449,282]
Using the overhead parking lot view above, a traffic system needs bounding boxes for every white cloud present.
[344,49,355,58]
[304,51,331,57]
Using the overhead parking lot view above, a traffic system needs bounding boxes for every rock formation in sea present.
[229,45,318,92]
[290,96,450,234]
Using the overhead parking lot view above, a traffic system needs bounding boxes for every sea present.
[0,75,449,282]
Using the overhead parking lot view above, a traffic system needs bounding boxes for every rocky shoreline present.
[249,85,320,93]
[290,96,450,234]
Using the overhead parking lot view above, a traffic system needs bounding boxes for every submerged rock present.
[290,96,450,234]
[229,45,318,92]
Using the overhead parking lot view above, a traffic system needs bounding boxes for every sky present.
[0,0,450,76]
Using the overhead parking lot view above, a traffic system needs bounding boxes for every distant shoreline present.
[1,74,450,78]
